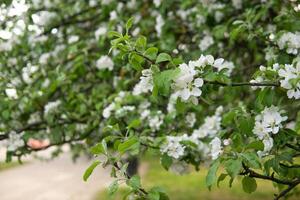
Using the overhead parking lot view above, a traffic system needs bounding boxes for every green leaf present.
[128,119,141,129]
[108,180,119,196]
[126,17,134,33]
[148,190,160,200]
[90,143,104,155]
[128,175,141,190]
[83,160,101,181]
[161,154,173,170]
[224,159,242,178]
[135,36,147,51]
[217,173,227,187]
[153,69,180,96]
[206,160,220,188]
[241,152,261,169]
[156,53,171,63]
[237,116,254,136]
[108,31,122,38]
[242,177,257,193]
[246,141,264,151]
[144,47,158,60]
[118,136,140,154]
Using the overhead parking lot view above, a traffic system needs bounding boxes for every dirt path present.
[0,153,112,200]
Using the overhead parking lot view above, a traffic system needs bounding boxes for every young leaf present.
[217,173,227,187]
[118,136,140,154]
[126,17,134,33]
[242,177,257,193]
[108,180,119,196]
[90,143,104,155]
[241,152,261,169]
[206,160,220,188]
[83,160,101,181]
[144,47,158,60]
[161,154,173,170]
[153,69,180,96]
[156,53,171,63]
[128,175,141,190]
[224,159,242,178]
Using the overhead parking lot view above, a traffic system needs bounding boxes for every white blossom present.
[68,35,79,43]
[95,26,107,40]
[103,102,116,118]
[6,131,25,152]
[44,100,61,115]
[186,113,196,128]
[210,137,223,160]
[22,64,38,84]
[161,136,185,159]
[96,55,114,71]
[133,69,153,95]
[153,0,161,7]
[148,111,164,131]
[172,62,204,104]
[155,14,164,36]
[257,136,273,157]
[115,106,135,117]
[232,0,242,9]
[192,106,223,139]
[213,58,235,76]
[278,63,300,99]
[253,106,287,156]
[5,88,18,99]
[199,34,214,51]
[31,11,56,26]
[277,32,300,55]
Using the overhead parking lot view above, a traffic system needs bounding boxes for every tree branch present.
[241,163,300,199]
[274,179,300,200]
[205,80,280,87]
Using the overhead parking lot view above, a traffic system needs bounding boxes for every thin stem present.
[205,80,280,87]
[274,179,300,200]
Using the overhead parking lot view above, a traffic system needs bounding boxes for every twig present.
[205,80,280,87]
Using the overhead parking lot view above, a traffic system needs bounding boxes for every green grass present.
[0,161,24,171]
[94,156,299,200]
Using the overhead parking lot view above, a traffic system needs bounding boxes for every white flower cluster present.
[161,134,187,159]
[253,106,287,157]
[95,25,107,40]
[172,55,234,104]
[44,100,61,115]
[148,111,165,131]
[115,106,135,117]
[138,102,165,131]
[213,58,235,76]
[278,63,300,99]
[251,62,300,99]
[277,32,300,55]
[6,131,25,152]
[96,55,114,71]
[199,33,214,51]
[22,64,39,84]
[161,106,225,160]
[172,56,210,104]
[5,88,18,99]
[192,106,223,139]
[250,64,279,90]
[155,14,164,37]
[209,137,223,160]
[31,11,57,26]
[103,102,116,119]
[133,69,153,95]
[102,92,127,118]
[185,113,196,128]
